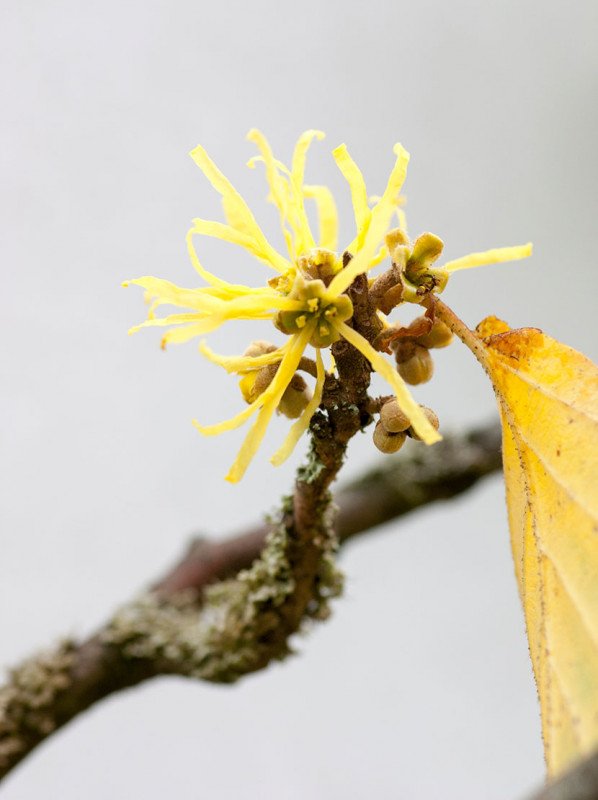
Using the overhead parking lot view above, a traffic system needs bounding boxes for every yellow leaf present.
[436,302,598,779]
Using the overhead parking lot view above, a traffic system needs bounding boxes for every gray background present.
[2,0,597,797]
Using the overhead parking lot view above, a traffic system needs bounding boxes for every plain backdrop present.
[2,1,598,798]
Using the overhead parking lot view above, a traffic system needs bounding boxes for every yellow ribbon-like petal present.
[334,320,441,444]
[186,226,244,289]
[128,312,215,337]
[333,143,371,251]
[270,347,325,466]
[291,130,325,191]
[190,218,290,273]
[246,129,295,261]
[161,321,225,346]
[372,144,410,219]
[190,142,287,271]
[225,323,316,482]
[369,244,389,269]
[259,153,319,258]
[199,340,289,373]
[443,243,533,273]
[193,394,266,437]
[124,277,225,312]
[303,185,338,251]
[330,144,410,296]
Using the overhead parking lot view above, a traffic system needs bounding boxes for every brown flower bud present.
[278,374,312,419]
[373,420,407,454]
[240,363,279,404]
[379,399,411,433]
[239,343,281,404]
[252,364,278,396]
[392,340,434,385]
[414,318,454,349]
[243,340,277,358]
[408,406,439,440]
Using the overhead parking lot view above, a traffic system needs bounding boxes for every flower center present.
[274,273,353,348]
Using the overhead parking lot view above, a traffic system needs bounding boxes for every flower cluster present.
[125,130,531,482]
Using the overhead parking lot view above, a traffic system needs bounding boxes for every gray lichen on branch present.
[104,489,343,684]
[0,642,75,770]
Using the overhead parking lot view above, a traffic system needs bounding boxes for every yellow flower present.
[125,130,532,482]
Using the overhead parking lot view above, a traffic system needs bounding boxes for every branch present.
[0,420,502,780]
[0,274,374,777]
[157,421,502,595]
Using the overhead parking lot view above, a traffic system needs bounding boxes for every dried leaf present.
[438,304,598,778]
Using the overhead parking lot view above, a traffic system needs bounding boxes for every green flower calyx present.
[274,270,353,348]
[387,229,449,303]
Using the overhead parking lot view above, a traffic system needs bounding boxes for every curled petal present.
[199,340,290,373]
[193,342,310,436]
[333,143,371,250]
[192,395,265,437]
[369,244,389,269]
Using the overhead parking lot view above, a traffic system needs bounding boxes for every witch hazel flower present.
[125,130,531,482]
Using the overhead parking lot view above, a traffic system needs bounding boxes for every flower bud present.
[412,317,454,349]
[373,420,407,454]
[408,406,440,440]
[239,363,279,404]
[392,340,434,385]
[253,364,278,396]
[379,399,411,433]
[278,374,312,419]
[243,340,277,358]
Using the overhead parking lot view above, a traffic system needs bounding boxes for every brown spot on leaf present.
[484,328,545,361]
